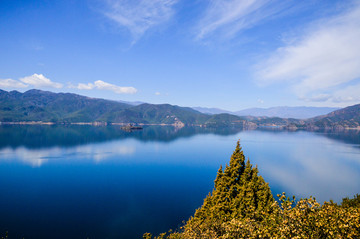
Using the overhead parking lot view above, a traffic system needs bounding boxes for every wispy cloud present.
[327,83,360,103]
[0,74,62,89]
[256,2,360,105]
[195,0,286,40]
[20,74,63,89]
[69,80,137,94]
[101,0,178,41]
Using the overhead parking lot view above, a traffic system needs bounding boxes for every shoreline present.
[0,121,359,131]
[0,121,189,127]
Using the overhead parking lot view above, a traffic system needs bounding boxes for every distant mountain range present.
[0,89,131,123]
[303,104,360,130]
[0,89,247,127]
[0,89,359,130]
[234,106,340,119]
[193,106,339,119]
[192,107,232,115]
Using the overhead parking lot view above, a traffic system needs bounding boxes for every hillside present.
[1,89,358,129]
[191,107,232,115]
[100,103,211,125]
[193,106,339,118]
[305,104,360,129]
[0,89,132,123]
[0,89,244,126]
[235,106,339,119]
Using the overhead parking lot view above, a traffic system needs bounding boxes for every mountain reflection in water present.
[0,125,359,239]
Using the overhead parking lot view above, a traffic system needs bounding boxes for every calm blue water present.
[0,125,359,238]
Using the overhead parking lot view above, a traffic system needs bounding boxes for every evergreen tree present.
[184,140,274,237]
[145,140,360,238]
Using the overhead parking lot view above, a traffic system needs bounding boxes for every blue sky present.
[1,0,360,111]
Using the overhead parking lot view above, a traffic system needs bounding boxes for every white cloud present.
[70,80,137,94]
[0,74,62,90]
[94,80,137,94]
[155,92,161,95]
[20,73,63,89]
[195,0,287,40]
[0,75,136,95]
[256,2,360,105]
[77,83,95,90]
[0,78,28,88]
[102,0,178,40]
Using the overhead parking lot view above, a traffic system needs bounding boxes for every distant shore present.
[0,121,187,127]
[1,121,359,131]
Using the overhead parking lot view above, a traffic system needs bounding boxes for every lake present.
[0,125,359,239]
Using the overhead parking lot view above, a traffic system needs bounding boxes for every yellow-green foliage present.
[0,231,8,239]
[184,141,274,238]
[219,194,360,239]
[342,194,360,208]
[144,140,360,239]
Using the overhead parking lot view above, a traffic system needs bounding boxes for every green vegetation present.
[1,89,359,128]
[298,104,360,130]
[0,89,131,123]
[114,103,211,125]
[0,90,228,125]
[0,124,244,150]
[0,231,8,239]
[144,141,360,238]
[203,113,246,127]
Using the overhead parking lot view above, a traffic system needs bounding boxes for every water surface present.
[0,125,359,238]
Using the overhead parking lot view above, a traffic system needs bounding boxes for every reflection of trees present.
[0,125,242,149]
[1,125,357,151]
[255,127,360,148]
[315,130,360,147]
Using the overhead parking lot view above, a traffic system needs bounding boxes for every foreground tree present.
[183,140,275,238]
[144,140,360,239]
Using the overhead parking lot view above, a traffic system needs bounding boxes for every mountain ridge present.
[193,105,339,119]
[0,89,358,129]
[303,104,360,129]
[234,106,340,119]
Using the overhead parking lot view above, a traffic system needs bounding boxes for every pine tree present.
[184,140,274,237]
[146,140,360,238]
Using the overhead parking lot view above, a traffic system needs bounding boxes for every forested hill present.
[305,104,360,129]
[234,106,339,119]
[0,89,132,123]
[0,89,359,129]
[0,89,248,126]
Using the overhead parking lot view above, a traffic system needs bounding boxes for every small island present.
[120,124,143,130]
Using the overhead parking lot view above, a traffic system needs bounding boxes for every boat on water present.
[120,124,143,130]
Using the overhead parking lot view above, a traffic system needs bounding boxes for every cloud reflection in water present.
[239,130,360,203]
[0,141,136,167]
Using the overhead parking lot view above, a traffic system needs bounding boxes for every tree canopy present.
[144,140,360,239]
